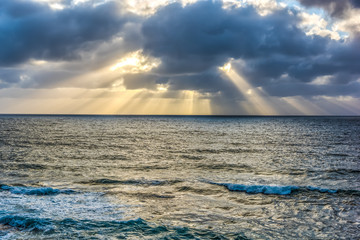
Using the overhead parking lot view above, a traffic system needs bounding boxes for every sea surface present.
[0,115,359,239]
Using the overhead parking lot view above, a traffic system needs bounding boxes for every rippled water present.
[0,115,359,239]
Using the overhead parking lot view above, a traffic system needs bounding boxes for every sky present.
[0,0,359,115]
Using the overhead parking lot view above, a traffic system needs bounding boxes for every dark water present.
[0,115,359,239]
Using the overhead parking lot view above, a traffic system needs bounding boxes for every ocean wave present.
[321,168,360,174]
[0,185,75,196]
[106,191,175,199]
[209,182,339,195]
[0,216,244,239]
[0,215,53,232]
[16,164,47,170]
[305,186,337,193]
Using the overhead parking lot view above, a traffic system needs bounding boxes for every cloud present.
[297,0,359,18]
[0,0,135,66]
[232,35,360,97]
[141,1,327,74]
[0,0,359,106]
[136,1,360,99]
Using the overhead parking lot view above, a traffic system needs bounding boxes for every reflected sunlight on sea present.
[0,115,359,239]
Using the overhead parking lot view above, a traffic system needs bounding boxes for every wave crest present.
[0,185,75,196]
[0,215,53,232]
[209,182,339,195]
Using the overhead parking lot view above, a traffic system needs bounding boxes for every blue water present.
[207,182,341,194]
[0,115,359,239]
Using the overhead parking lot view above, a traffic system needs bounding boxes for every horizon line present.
[0,114,359,117]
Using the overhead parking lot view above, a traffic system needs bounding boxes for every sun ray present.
[282,96,328,115]
[221,61,278,115]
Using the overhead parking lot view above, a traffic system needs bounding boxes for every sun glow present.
[219,62,232,73]
[6,84,212,115]
[94,89,212,115]
[109,50,161,73]
[156,84,169,92]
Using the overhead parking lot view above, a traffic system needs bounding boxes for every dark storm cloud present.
[264,79,360,98]
[297,0,359,18]
[166,70,245,99]
[235,40,360,85]
[121,68,244,99]
[0,0,134,66]
[136,0,360,98]
[232,35,360,97]
[1,0,359,100]
[141,1,327,75]
[235,36,360,86]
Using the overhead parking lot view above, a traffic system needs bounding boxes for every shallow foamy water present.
[0,116,359,239]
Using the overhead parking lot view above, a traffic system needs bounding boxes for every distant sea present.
[0,115,359,239]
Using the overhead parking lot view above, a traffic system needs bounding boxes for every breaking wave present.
[0,185,75,196]
[209,182,340,195]
[0,215,53,232]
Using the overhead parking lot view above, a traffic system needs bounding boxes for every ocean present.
[0,115,359,239]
